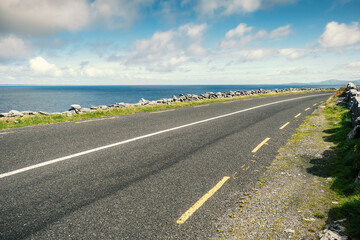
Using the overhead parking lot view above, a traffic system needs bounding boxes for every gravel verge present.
[215,104,345,239]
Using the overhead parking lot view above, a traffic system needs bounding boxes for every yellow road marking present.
[313,103,317,106]
[294,113,301,118]
[251,137,270,153]
[241,164,246,169]
[150,109,175,114]
[176,176,230,224]
[279,122,290,130]
[193,104,210,108]
[0,132,10,135]
[305,107,310,111]
[222,101,235,104]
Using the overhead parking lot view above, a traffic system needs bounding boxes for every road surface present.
[0,92,331,239]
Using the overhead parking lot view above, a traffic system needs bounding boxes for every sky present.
[0,0,359,85]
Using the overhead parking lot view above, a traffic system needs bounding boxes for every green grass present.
[323,87,360,238]
[0,90,333,130]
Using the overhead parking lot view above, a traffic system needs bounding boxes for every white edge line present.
[0,93,330,179]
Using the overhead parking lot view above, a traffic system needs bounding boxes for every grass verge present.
[323,87,360,238]
[0,90,332,130]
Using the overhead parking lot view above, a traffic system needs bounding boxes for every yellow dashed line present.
[305,107,310,111]
[0,132,10,135]
[176,176,230,224]
[313,103,317,106]
[222,101,235,104]
[279,122,290,130]
[251,137,271,153]
[150,109,175,114]
[294,113,301,118]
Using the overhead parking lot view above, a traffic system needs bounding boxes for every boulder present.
[346,82,357,91]
[70,104,81,110]
[0,113,9,118]
[39,111,50,115]
[8,110,24,117]
[347,125,360,140]
[79,108,91,113]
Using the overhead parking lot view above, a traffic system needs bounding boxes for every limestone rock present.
[39,111,50,115]
[70,104,81,110]
[8,110,24,117]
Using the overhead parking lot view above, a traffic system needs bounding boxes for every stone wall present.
[342,82,360,139]
[0,87,335,119]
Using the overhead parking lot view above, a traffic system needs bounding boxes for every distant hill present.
[290,79,360,86]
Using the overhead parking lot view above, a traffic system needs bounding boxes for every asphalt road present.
[0,92,332,239]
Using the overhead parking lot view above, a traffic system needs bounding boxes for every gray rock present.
[21,111,35,115]
[100,105,108,110]
[51,112,61,115]
[70,104,81,110]
[0,113,9,118]
[79,108,91,113]
[346,125,360,139]
[64,110,76,117]
[319,229,347,240]
[39,111,50,115]
[90,105,97,110]
[346,82,357,91]
[8,110,24,117]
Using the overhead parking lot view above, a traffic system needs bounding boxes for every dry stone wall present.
[0,87,335,119]
[341,82,360,139]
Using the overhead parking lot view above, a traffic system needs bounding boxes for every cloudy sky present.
[0,0,359,85]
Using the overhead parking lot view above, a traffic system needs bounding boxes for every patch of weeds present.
[314,212,325,219]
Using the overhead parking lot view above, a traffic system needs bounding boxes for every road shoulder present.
[215,100,344,239]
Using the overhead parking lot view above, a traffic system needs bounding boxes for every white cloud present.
[269,24,292,39]
[29,56,62,76]
[0,35,31,60]
[279,48,313,60]
[89,0,153,29]
[220,23,292,48]
[122,23,207,71]
[83,67,115,77]
[0,0,154,36]
[0,0,90,35]
[318,21,360,48]
[225,23,253,38]
[195,0,296,16]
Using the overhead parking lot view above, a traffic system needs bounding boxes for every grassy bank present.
[323,87,360,238]
[0,90,332,130]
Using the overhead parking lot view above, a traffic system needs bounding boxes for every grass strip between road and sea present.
[323,87,360,238]
[0,90,333,130]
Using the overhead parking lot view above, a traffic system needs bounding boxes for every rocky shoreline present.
[0,87,335,119]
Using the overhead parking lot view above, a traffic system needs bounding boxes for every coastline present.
[0,88,335,130]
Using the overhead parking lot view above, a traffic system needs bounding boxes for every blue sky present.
[0,0,359,85]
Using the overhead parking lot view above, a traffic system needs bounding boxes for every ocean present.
[0,85,337,113]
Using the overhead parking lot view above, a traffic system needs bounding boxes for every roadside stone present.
[8,110,24,117]
[346,125,360,140]
[319,229,348,240]
[64,110,76,116]
[0,113,9,118]
[79,108,91,113]
[284,229,295,234]
[99,105,108,110]
[39,111,50,115]
[70,104,81,110]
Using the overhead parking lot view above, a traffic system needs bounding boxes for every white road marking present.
[0,93,330,179]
